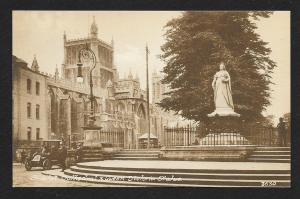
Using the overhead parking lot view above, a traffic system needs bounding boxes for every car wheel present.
[25,160,32,171]
[42,159,52,170]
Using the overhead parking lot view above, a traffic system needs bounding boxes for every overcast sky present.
[13,11,290,122]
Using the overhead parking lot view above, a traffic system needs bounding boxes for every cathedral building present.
[12,18,184,154]
[152,70,169,104]
[152,71,191,128]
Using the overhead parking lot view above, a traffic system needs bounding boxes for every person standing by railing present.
[58,142,67,172]
[277,117,287,147]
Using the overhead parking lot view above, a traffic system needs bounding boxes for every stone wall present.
[12,61,48,142]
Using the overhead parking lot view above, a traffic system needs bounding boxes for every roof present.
[42,139,62,142]
[13,56,27,64]
[12,55,48,77]
[138,133,158,139]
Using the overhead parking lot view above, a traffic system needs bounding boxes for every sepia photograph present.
[12,11,290,187]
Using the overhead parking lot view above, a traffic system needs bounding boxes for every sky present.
[12,11,290,122]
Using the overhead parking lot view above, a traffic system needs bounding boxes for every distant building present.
[151,71,192,129]
[152,70,169,104]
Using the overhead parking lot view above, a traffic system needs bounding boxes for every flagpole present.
[146,44,151,149]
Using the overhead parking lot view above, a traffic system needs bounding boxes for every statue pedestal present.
[80,125,105,162]
[206,115,240,133]
[82,125,102,147]
[159,113,256,161]
[200,115,250,145]
[160,145,255,161]
[207,108,240,117]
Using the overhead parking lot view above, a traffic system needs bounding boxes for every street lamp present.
[76,60,84,83]
[77,43,97,126]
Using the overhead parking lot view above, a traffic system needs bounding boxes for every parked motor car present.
[24,139,61,171]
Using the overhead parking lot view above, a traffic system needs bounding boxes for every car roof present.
[42,139,61,142]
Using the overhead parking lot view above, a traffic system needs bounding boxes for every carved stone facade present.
[12,19,186,151]
[151,71,191,128]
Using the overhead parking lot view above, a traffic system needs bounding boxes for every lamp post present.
[76,43,103,151]
[146,44,151,149]
[77,43,97,126]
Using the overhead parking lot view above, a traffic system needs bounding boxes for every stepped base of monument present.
[42,160,290,187]
[81,146,104,162]
[197,133,251,145]
[207,108,240,117]
[160,145,256,161]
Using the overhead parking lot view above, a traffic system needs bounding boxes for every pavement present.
[12,164,110,187]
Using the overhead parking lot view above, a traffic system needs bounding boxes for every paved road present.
[13,164,109,187]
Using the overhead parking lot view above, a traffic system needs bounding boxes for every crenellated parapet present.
[65,37,113,50]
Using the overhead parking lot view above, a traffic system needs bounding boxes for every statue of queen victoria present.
[208,62,240,117]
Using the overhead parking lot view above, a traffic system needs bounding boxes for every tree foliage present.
[159,11,276,122]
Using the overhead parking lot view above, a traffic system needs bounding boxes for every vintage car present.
[24,139,62,171]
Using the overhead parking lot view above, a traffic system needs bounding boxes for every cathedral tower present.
[61,17,116,91]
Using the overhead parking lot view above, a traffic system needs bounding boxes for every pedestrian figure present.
[61,136,65,145]
[20,149,26,165]
[75,143,82,163]
[50,145,58,160]
[41,145,50,157]
[58,142,67,172]
[277,117,287,147]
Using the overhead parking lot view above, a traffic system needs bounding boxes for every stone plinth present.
[160,145,255,161]
[207,108,240,117]
[205,115,242,134]
[202,115,250,145]
[82,125,102,147]
[198,133,250,145]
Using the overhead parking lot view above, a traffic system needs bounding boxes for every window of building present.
[36,128,40,140]
[27,79,31,94]
[27,103,31,118]
[27,127,31,140]
[36,104,40,119]
[36,82,40,95]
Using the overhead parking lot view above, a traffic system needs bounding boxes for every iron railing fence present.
[98,129,125,148]
[77,129,125,148]
[162,125,279,147]
[15,129,126,149]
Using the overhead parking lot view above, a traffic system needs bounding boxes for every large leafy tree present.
[159,11,276,122]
